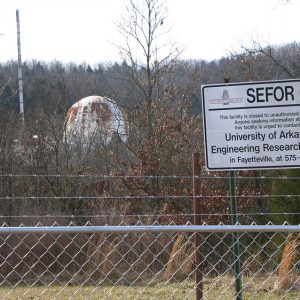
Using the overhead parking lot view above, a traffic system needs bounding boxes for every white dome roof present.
[65,95,128,143]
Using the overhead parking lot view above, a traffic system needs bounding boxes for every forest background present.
[1,0,299,227]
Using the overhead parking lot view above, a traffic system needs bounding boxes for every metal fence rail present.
[1,223,299,300]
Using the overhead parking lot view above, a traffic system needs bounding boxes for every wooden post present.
[193,152,203,300]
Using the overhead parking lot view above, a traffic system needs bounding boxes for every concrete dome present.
[65,95,128,144]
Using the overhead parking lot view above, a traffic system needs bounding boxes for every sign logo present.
[208,90,243,106]
[222,90,230,105]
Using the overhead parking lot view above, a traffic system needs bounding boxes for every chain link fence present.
[0,223,300,299]
[0,172,300,299]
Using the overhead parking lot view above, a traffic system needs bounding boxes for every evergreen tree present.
[270,169,300,225]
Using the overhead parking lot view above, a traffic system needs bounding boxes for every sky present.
[0,0,299,65]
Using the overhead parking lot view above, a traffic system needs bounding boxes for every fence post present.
[193,152,203,300]
[229,170,243,300]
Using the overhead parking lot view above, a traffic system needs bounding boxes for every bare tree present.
[113,0,202,215]
[235,41,297,79]
[116,0,181,137]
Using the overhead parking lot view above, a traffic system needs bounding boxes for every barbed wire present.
[0,173,299,180]
[0,194,299,200]
[0,212,299,218]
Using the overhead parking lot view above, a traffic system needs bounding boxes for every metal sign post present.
[223,77,243,299]
[229,170,243,300]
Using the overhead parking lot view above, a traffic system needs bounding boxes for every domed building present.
[65,96,128,144]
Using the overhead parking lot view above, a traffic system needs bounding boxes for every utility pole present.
[16,9,24,125]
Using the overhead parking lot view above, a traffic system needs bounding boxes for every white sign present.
[202,79,300,170]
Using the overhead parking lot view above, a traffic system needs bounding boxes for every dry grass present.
[277,233,300,290]
[0,276,299,300]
